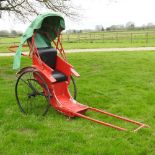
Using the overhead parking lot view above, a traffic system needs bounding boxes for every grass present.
[62,29,155,49]
[1,38,155,53]
[0,51,155,154]
[1,41,155,53]
[0,37,20,53]
[1,29,155,52]
[63,41,155,49]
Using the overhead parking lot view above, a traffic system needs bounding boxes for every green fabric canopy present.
[13,12,65,69]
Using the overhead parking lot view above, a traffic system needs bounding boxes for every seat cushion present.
[38,47,57,69]
[52,70,67,82]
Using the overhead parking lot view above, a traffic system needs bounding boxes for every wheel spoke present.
[20,78,29,86]
[15,70,50,115]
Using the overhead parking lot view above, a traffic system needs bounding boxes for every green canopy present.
[13,12,65,69]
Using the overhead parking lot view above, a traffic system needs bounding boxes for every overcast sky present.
[0,0,155,31]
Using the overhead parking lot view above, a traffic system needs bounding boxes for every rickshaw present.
[13,12,148,131]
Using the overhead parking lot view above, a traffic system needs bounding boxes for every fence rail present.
[0,31,155,47]
[62,31,155,43]
[0,42,19,45]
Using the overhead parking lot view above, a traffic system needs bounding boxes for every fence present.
[1,31,155,49]
[62,31,155,44]
[0,36,19,45]
[0,36,20,52]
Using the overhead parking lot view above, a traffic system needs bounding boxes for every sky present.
[0,0,155,31]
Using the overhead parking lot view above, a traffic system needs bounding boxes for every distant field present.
[1,29,155,52]
[0,51,155,154]
[0,37,20,52]
[62,29,155,49]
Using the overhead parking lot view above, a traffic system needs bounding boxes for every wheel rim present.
[15,70,50,116]
[69,76,77,100]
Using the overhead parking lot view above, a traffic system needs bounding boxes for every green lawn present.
[0,51,155,155]
[63,41,155,49]
[1,39,155,53]
[1,29,155,52]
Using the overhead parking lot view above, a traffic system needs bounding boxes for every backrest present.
[35,32,51,48]
[38,47,57,69]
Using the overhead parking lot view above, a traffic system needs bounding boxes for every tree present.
[147,22,155,29]
[0,0,77,21]
[0,30,10,36]
[95,25,104,31]
[11,30,17,35]
[126,21,135,29]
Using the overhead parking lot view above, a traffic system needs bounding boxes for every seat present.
[38,47,57,69]
[38,47,67,82]
[52,70,67,82]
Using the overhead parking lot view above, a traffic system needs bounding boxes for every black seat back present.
[38,47,57,69]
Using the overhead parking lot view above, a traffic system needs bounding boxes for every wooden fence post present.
[89,33,91,42]
[131,33,133,43]
[77,33,80,42]
[102,33,104,42]
[116,33,118,43]
[146,32,148,44]
[67,34,70,42]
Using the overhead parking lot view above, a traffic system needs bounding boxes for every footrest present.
[62,101,88,114]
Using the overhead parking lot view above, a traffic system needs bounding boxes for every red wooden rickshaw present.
[13,13,149,132]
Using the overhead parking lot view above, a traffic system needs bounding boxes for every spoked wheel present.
[69,76,77,100]
[15,70,51,116]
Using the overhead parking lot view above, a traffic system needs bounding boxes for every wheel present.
[15,70,51,116]
[69,76,77,100]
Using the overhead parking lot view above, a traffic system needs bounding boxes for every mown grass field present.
[0,51,155,154]
[1,29,155,52]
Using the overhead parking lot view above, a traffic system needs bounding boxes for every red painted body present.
[16,34,149,132]
[28,36,88,118]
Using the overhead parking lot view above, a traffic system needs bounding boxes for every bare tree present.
[95,25,104,31]
[126,21,135,29]
[0,0,78,21]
